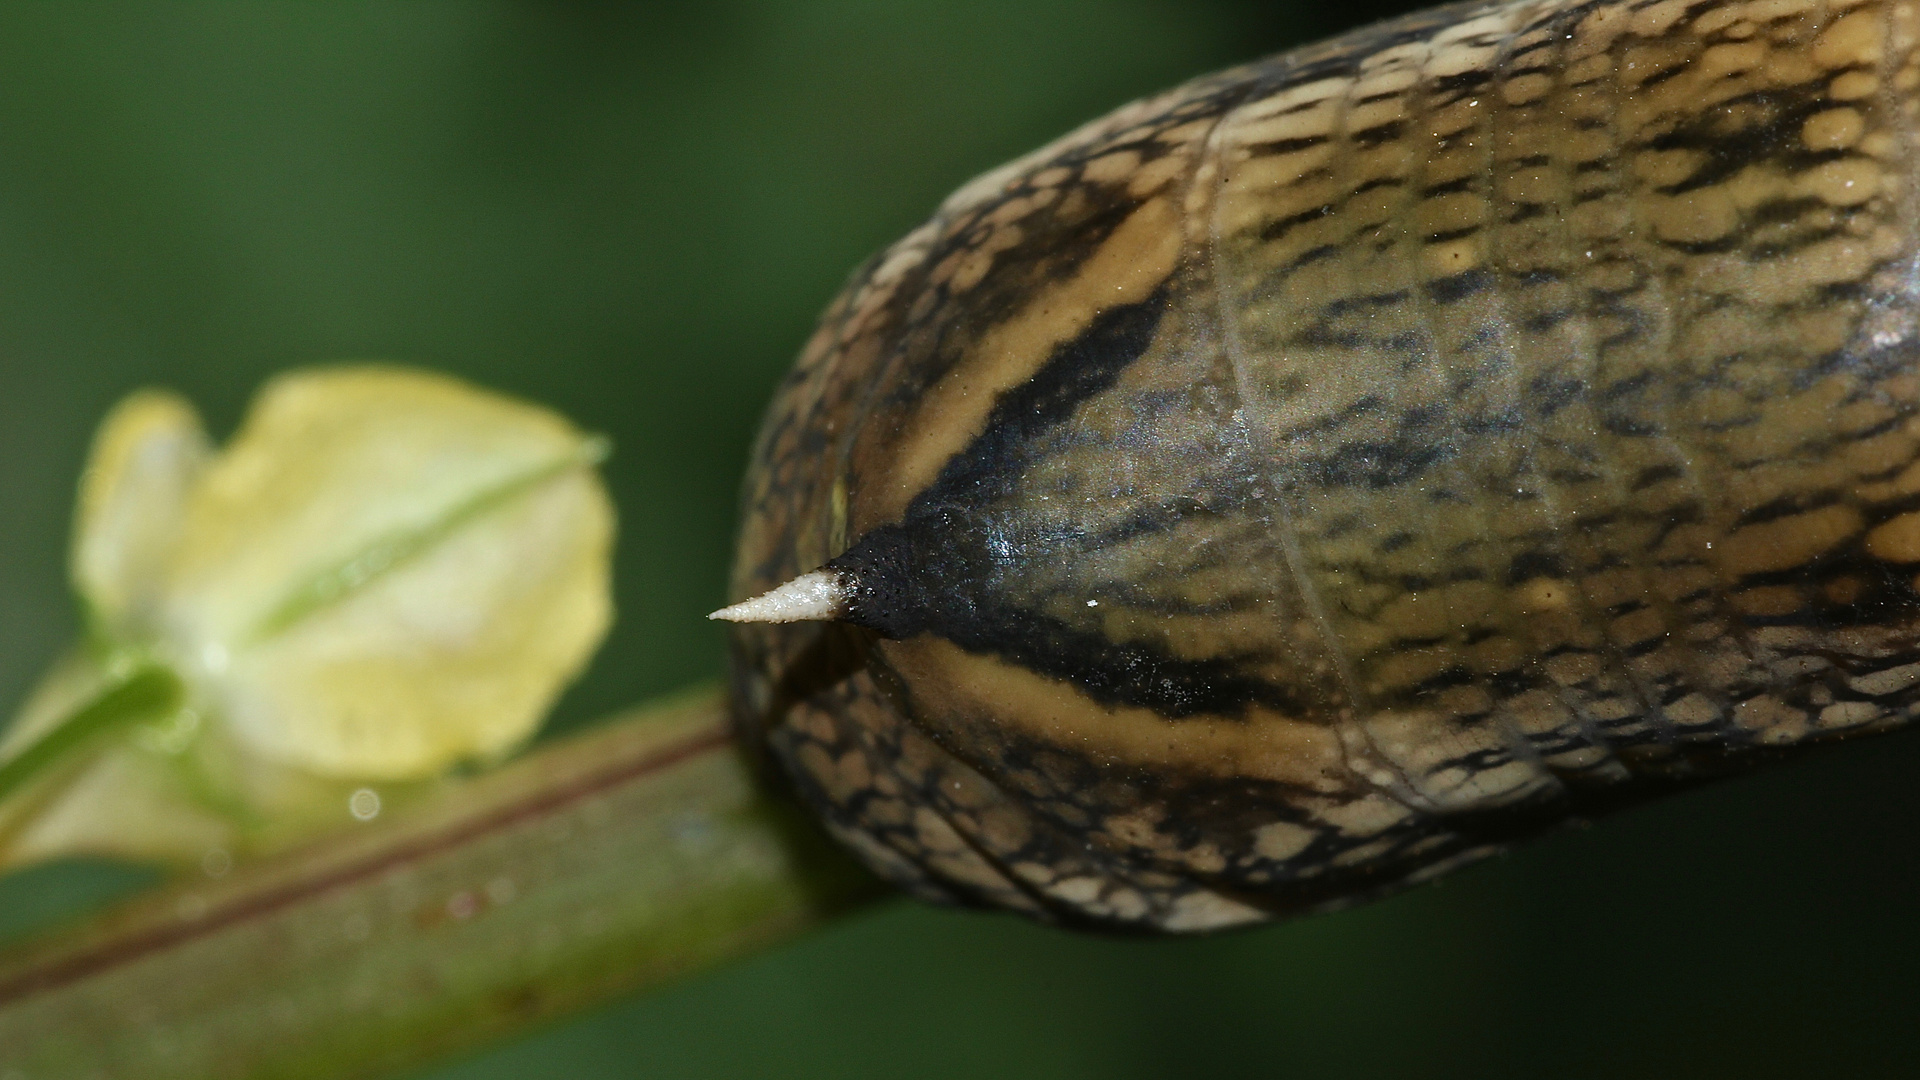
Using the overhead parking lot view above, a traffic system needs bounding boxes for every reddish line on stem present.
[0,720,736,1006]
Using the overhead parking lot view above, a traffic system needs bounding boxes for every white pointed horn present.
[708,569,851,624]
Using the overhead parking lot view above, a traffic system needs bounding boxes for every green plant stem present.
[0,664,181,805]
[0,685,886,1080]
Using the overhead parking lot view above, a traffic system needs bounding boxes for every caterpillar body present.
[722,0,1920,932]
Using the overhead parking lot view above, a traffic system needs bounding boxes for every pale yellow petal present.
[0,744,236,870]
[216,472,612,777]
[0,655,445,870]
[0,649,231,870]
[163,366,592,647]
[71,390,210,641]
[162,365,615,778]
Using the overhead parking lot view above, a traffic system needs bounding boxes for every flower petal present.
[0,649,230,870]
[71,390,211,643]
[162,366,615,778]
[0,744,236,870]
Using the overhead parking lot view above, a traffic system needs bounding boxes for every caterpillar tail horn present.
[708,569,852,624]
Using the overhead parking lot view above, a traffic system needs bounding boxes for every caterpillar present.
[718,0,1920,932]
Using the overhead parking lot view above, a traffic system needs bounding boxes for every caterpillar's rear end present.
[725,0,1920,931]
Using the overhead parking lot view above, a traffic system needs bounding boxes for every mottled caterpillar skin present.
[728,0,1920,931]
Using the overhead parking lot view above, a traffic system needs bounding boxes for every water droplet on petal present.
[348,787,381,821]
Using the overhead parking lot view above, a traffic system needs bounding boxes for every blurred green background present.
[2,3,1919,1078]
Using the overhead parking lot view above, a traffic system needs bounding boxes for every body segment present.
[729,0,1920,930]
